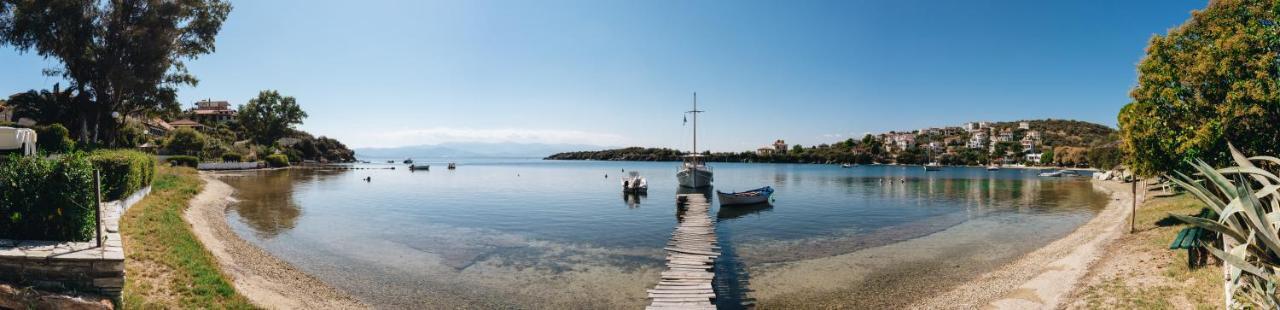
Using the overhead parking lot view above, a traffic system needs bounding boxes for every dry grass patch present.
[1070,192,1221,309]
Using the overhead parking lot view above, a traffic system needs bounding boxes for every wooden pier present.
[647,194,720,309]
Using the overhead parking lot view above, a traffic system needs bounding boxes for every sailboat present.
[678,93,714,188]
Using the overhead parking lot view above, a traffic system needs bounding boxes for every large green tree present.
[1118,0,1280,176]
[239,90,307,145]
[0,0,231,145]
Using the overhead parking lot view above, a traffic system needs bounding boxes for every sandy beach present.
[184,173,367,309]
[909,179,1134,309]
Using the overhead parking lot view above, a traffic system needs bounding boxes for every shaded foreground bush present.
[89,149,156,201]
[264,154,289,167]
[0,154,95,241]
[166,156,198,168]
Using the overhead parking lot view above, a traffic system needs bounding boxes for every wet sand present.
[184,173,367,309]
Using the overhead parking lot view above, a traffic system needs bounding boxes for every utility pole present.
[1131,178,1137,233]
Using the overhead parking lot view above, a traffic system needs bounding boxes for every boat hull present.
[677,168,713,188]
[716,186,773,206]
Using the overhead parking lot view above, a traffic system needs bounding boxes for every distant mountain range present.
[354,142,612,159]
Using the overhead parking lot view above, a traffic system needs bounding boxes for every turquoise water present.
[218,160,1107,308]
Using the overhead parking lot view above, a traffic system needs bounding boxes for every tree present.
[239,90,307,145]
[1118,0,1280,176]
[166,128,206,156]
[1040,148,1055,166]
[0,0,232,145]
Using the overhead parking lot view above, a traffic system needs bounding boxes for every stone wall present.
[0,186,149,297]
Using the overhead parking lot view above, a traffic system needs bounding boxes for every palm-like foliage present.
[1170,143,1280,307]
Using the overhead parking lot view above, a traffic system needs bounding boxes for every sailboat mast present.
[693,92,697,156]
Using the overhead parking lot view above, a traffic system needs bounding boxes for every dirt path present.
[184,173,367,310]
[909,180,1134,309]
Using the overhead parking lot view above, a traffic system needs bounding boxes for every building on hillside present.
[143,118,174,136]
[191,99,237,124]
[756,146,774,156]
[1021,130,1041,153]
[993,128,1014,143]
[889,133,916,149]
[927,141,943,151]
[943,136,965,146]
[964,122,980,132]
[169,119,205,131]
[1026,153,1043,164]
[968,131,988,149]
[1019,121,1030,130]
[772,139,788,154]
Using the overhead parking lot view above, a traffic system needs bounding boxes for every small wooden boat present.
[621,171,647,193]
[447,163,457,169]
[409,164,429,171]
[716,186,774,206]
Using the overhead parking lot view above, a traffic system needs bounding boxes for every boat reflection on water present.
[716,203,774,221]
[622,192,647,208]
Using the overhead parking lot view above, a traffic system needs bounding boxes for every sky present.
[0,0,1208,151]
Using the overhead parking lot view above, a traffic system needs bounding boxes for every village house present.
[993,128,1015,143]
[143,118,174,136]
[169,119,206,131]
[968,131,988,149]
[889,133,916,149]
[190,99,237,124]
[1021,130,1041,153]
[772,139,788,154]
[1019,121,1030,130]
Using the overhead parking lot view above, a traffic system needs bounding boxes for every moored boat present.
[716,186,774,206]
[677,93,713,188]
[403,158,414,164]
[447,163,457,169]
[409,164,429,171]
[986,165,1000,171]
[841,163,853,168]
[924,162,942,171]
[622,171,648,193]
[1038,170,1063,177]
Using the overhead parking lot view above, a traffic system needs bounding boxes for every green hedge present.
[166,156,199,168]
[33,124,75,154]
[0,154,96,241]
[221,153,242,162]
[264,154,290,167]
[89,150,156,201]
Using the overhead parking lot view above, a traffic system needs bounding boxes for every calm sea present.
[217,159,1108,308]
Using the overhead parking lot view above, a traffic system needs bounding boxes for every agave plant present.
[1168,143,1280,308]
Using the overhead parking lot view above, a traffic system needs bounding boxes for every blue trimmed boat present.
[716,186,774,206]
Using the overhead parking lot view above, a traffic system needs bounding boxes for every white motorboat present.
[841,163,854,168]
[1038,170,1063,177]
[622,171,648,193]
[924,162,942,171]
[986,165,1000,171]
[717,186,774,206]
[677,93,714,188]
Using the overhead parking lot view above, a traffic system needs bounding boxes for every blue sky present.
[0,0,1206,151]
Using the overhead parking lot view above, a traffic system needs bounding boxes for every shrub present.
[166,156,199,168]
[113,121,148,148]
[88,149,156,201]
[34,123,75,154]
[264,154,289,167]
[0,153,96,241]
[165,128,206,156]
[221,153,242,162]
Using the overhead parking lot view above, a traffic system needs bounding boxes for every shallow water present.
[218,160,1107,308]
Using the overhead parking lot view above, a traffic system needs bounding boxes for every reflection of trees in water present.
[221,169,346,238]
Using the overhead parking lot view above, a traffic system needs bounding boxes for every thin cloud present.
[342,127,627,148]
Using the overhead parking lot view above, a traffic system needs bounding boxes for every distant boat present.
[409,164,429,171]
[622,171,648,193]
[677,93,713,188]
[987,165,1000,171]
[924,162,942,171]
[1039,170,1063,177]
[717,186,774,206]
[403,158,414,164]
[841,163,854,168]
[447,163,457,169]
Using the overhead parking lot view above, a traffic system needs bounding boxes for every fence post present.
[94,169,103,248]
